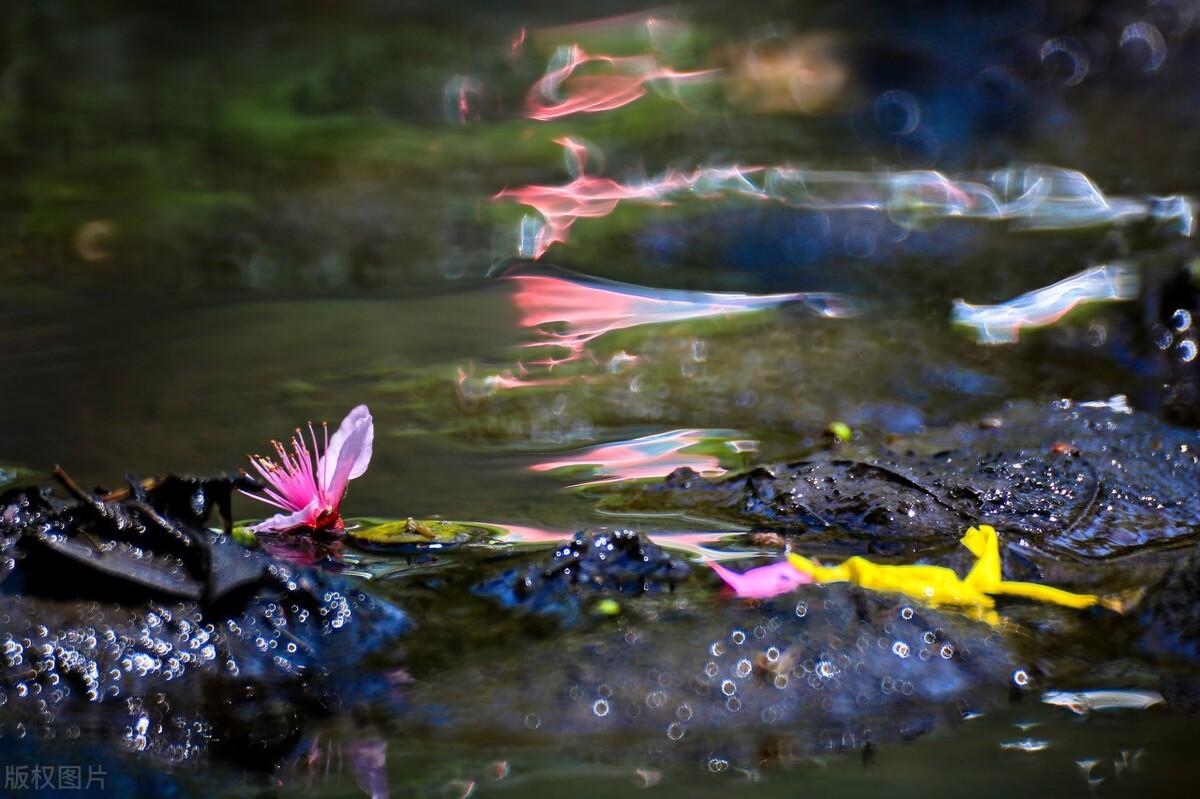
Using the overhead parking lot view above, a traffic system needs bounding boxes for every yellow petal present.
[990,580,1099,609]
[786,522,1103,621]
[787,553,995,610]
[961,525,1002,590]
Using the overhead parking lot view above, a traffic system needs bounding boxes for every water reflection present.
[952,263,1139,344]
[530,428,736,486]
[525,45,717,121]
[508,268,850,366]
[500,148,1193,258]
[494,522,752,562]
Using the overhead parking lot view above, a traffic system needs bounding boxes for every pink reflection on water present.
[349,739,390,799]
[496,164,763,258]
[530,428,727,486]
[555,135,593,176]
[508,271,846,365]
[525,44,717,121]
[497,174,672,258]
[495,523,753,562]
[295,736,390,797]
[455,365,582,397]
[509,26,526,60]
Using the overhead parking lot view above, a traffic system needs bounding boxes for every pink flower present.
[709,560,813,599]
[242,405,374,534]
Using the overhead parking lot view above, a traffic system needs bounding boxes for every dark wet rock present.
[0,472,409,769]
[594,402,1200,559]
[1135,547,1200,713]
[1139,550,1200,665]
[474,530,690,620]
[406,575,1023,768]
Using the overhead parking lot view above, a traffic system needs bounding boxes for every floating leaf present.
[346,517,498,550]
[231,525,259,548]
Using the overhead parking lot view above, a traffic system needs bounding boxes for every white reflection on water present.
[1042,689,1165,715]
[499,144,1194,258]
[952,264,1139,344]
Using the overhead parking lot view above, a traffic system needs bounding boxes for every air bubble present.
[1121,22,1167,72]
[874,90,921,136]
[1039,37,1090,85]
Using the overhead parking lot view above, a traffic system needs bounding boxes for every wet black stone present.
[1134,547,1200,713]
[0,472,409,769]
[405,578,1022,769]
[1139,550,1200,665]
[474,530,690,619]
[596,402,1200,559]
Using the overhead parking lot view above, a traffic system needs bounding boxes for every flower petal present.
[710,561,812,599]
[321,405,374,499]
[249,500,321,533]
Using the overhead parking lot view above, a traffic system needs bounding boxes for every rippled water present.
[3,1,1200,796]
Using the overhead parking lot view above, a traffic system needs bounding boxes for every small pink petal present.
[709,561,812,599]
[248,500,320,534]
[321,405,374,496]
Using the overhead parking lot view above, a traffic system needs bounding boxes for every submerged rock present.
[1133,546,1200,714]
[474,530,690,621]
[594,402,1200,559]
[399,534,1024,768]
[1139,549,1200,666]
[0,472,409,769]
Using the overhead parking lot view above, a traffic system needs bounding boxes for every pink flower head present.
[242,405,374,534]
[709,560,813,599]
